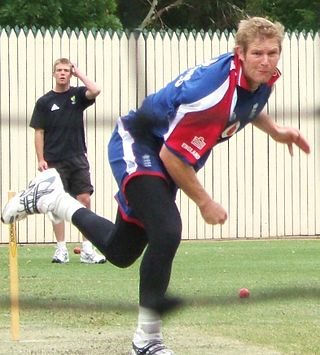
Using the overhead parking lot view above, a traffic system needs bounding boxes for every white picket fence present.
[0,28,319,243]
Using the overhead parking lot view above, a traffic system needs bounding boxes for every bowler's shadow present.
[1,286,319,315]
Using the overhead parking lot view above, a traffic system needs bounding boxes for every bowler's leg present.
[125,176,182,311]
[125,175,181,354]
[71,208,148,267]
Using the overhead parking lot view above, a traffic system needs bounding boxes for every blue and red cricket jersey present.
[108,52,280,225]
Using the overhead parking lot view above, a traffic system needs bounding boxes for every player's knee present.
[106,248,144,268]
[166,227,181,251]
[152,222,182,254]
[108,255,138,268]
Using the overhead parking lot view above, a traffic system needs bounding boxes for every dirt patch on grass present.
[0,325,281,355]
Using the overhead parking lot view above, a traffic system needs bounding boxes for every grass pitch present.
[0,238,320,354]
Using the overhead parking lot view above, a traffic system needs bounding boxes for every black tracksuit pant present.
[71,175,182,310]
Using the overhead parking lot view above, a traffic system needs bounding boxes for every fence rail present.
[0,28,319,243]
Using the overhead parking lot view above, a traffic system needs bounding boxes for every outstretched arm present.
[159,145,227,225]
[71,64,101,100]
[252,112,310,155]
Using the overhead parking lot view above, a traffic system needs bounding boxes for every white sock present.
[133,307,162,347]
[57,241,67,250]
[82,240,93,253]
[38,191,84,223]
[54,193,84,222]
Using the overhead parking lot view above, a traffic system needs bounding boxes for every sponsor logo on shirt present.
[191,136,206,150]
[181,142,200,160]
[221,121,241,138]
[51,104,60,111]
[71,95,76,104]
[142,154,152,168]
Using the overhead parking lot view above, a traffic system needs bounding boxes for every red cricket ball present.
[239,288,250,298]
[73,246,81,254]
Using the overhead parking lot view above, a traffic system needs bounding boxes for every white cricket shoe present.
[1,168,83,224]
[1,168,64,224]
[80,249,106,264]
[132,341,174,355]
[52,248,69,264]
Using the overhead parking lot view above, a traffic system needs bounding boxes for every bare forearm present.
[159,145,227,224]
[79,73,100,98]
[252,111,310,155]
[159,146,208,204]
[72,65,101,99]
[251,111,278,137]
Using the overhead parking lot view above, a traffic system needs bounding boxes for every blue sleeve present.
[137,52,233,123]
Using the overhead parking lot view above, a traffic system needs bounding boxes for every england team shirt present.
[130,52,280,171]
[111,52,280,225]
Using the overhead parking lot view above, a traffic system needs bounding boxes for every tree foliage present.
[0,0,122,30]
[0,0,318,32]
[117,0,319,32]
[246,0,320,32]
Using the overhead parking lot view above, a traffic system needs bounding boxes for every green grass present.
[0,239,320,354]
[171,240,320,354]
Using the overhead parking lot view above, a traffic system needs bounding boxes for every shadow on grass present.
[1,286,319,315]
[186,286,320,307]
[0,295,137,313]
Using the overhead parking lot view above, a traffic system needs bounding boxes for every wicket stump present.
[8,191,20,341]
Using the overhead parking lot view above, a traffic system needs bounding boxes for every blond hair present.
[52,58,72,73]
[235,17,285,53]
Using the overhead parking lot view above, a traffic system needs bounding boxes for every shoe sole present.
[1,168,62,224]
[1,194,26,224]
[52,259,69,264]
[80,259,106,264]
[131,343,174,355]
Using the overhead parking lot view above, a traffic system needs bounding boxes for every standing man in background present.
[29,58,106,264]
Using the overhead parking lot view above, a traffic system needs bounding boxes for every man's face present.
[53,63,72,85]
[237,37,281,91]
